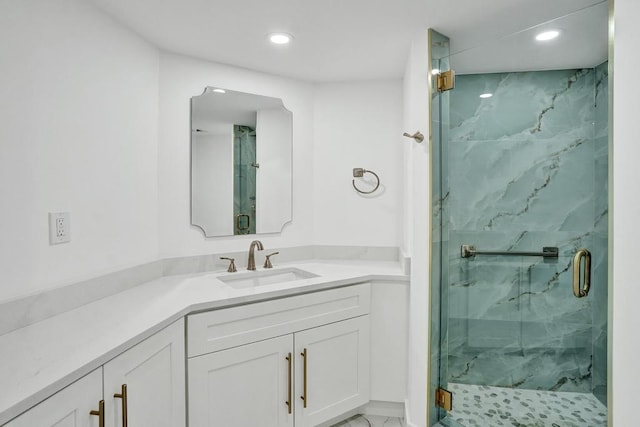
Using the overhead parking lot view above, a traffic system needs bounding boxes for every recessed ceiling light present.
[212,88,226,94]
[535,30,560,41]
[479,93,493,99]
[268,33,293,45]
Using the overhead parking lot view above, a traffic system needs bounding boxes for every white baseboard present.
[360,400,405,418]
[317,400,407,427]
[316,408,361,427]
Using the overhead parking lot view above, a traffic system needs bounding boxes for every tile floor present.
[443,382,607,427]
[330,383,607,427]
[331,414,405,427]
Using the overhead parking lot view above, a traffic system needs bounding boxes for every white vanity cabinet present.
[189,334,294,427]
[187,284,371,427]
[4,369,103,427]
[4,319,185,427]
[103,318,186,427]
[293,315,370,427]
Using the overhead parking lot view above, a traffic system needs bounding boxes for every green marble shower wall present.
[442,64,608,399]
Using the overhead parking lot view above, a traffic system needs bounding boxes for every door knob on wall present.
[403,131,424,143]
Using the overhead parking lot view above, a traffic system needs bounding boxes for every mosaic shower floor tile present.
[444,383,607,427]
[331,414,404,427]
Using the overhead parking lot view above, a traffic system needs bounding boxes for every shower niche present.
[428,2,611,426]
[190,88,293,236]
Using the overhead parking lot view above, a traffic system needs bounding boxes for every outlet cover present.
[49,212,71,245]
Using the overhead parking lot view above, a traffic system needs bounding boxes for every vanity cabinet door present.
[294,315,370,427]
[103,319,186,427]
[188,334,294,427]
[5,368,102,427]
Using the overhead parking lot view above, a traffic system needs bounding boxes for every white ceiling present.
[88,0,609,82]
[451,2,609,74]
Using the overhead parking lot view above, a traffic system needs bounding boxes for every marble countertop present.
[0,260,407,425]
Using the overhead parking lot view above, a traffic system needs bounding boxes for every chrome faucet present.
[247,240,264,270]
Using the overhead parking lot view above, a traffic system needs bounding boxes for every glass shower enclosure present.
[428,3,611,426]
[233,124,257,235]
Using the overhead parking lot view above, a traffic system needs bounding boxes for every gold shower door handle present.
[114,384,128,427]
[573,249,591,298]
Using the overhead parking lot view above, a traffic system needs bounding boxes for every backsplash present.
[0,245,406,336]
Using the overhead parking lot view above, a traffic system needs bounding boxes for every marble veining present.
[440,66,609,397]
[443,382,606,427]
[449,70,596,233]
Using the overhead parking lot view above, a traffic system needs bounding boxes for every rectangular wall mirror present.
[191,88,293,237]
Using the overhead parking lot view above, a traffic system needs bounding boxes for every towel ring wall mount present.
[352,168,380,194]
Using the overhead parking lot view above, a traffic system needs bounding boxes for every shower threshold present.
[440,382,606,427]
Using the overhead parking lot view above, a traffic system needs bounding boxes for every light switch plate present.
[49,212,71,244]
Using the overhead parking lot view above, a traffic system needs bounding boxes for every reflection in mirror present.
[191,88,293,237]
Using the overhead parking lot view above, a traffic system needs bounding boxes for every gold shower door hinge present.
[435,387,453,411]
[437,70,455,92]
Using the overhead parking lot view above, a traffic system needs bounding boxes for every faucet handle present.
[220,257,237,273]
[263,252,280,269]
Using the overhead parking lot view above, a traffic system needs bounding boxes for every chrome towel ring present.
[352,168,380,194]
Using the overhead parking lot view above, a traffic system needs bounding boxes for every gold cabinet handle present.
[300,348,308,408]
[114,384,128,427]
[90,400,105,427]
[573,249,592,298]
[285,353,292,414]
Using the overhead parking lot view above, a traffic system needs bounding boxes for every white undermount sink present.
[218,267,319,288]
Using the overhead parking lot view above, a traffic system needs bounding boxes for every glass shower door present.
[428,29,452,427]
[428,9,609,425]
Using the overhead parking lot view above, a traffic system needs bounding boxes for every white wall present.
[403,31,431,427]
[158,53,315,257]
[612,0,638,425]
[312,81,403,247]
[159,58,406,255]
[0,0,160,302]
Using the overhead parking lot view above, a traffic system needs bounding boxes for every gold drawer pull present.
[285,353,292,414]
[114,384,128,427]
[90,400,105,427]
[300,348,308,408]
